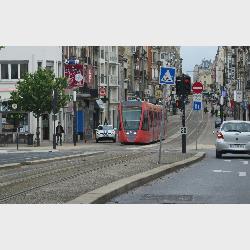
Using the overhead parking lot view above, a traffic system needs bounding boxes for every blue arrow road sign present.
[159,66,176,85]
[193,101,202,111]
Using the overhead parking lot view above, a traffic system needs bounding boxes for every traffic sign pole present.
[182,92,186,153]
[158,66,176,163]
[158,84,167,164]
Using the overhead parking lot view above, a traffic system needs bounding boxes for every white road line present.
[239,172,247,177]
[224,160,231,162]
[213,170,232,173]
[241,161,248,165]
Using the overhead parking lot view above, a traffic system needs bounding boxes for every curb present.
[0,151,104,170]
[68,151,206,204]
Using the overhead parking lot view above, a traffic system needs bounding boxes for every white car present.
[215,120,250,158]
[95,125,116,143]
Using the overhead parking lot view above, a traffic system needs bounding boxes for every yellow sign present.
[155,89,162,99]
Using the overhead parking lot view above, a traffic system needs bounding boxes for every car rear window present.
[98,125,113,130]
[222,122,250,132]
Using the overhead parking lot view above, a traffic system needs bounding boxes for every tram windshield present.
[122,107,142,130]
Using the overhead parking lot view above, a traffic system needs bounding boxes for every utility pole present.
[181,76,186,153]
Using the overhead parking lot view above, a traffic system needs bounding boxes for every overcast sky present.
[180,46,218,76]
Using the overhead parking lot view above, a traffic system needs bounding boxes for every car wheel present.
[216,150,222,158]
[96,139,99,143]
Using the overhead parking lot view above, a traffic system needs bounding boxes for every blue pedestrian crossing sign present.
[193,101,202,111]
[159,66,176,85]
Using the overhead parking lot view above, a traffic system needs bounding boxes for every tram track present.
[0,150,153,203]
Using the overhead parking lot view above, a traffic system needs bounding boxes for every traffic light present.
[183,75,191,95]
[175,76,183,96]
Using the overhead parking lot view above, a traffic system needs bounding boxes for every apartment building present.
[0,46,63,142]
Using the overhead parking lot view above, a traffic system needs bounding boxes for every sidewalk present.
[0,140,96,153]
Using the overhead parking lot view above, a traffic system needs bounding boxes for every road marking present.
[213,170,232,173]
[241,161,248,165]
[239,172,247,177]
[213,170,222,173]
[224,160,231,162]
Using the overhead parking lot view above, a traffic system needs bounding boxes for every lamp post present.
[73,90,77,146]
[52,90,57,149]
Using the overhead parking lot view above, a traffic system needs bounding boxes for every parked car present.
[215,120,250,158]
[215,117,222,128]
[95,124,116,143]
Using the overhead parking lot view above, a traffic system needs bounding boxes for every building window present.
[11,64,18,79]
[101,50,104,59]
[46,61,54,72]
[58,62,61,76]
[20,63,28,78]
[37,61,42,69]
[1,64,9,79]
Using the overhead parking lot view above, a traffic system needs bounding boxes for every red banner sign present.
[65,64,84,88]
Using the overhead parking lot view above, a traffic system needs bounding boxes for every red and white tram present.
[118,100,167,144]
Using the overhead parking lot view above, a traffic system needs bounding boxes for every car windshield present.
[222,122,250,132]
[98,125,113,130]
[122,107,142,130]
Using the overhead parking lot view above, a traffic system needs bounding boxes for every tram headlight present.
[133,132,137,135]
[126,132,129,135]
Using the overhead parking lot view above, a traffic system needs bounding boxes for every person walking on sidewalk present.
[56,122,64,146]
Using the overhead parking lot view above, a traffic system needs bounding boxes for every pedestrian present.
[56,122,64,146]
[211,106,215,116]
[204,106,208,114]
[104,117,108,125]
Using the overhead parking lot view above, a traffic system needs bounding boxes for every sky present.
[180,46,218,76]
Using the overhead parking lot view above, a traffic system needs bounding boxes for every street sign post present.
[192,82,203,94]
[192,83,204,150]
[158,66,176,164]
[193,101,202,111]
[180,127,187,134]
[193,94,202,102]
[159,66,176,85]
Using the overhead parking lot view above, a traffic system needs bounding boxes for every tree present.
[10,69,69,146]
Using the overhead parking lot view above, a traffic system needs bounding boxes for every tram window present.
[142,111,149,131]
[122,107,142,130]
[153,112,157,127]
[149,111,153,128]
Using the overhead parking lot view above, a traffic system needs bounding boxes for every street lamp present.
[52,90,57,149]
[73,90,77,146]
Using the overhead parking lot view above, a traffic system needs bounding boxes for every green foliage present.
[10,69,69,118]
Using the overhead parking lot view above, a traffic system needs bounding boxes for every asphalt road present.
[107,149,250,204]
[108,114,250,204]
